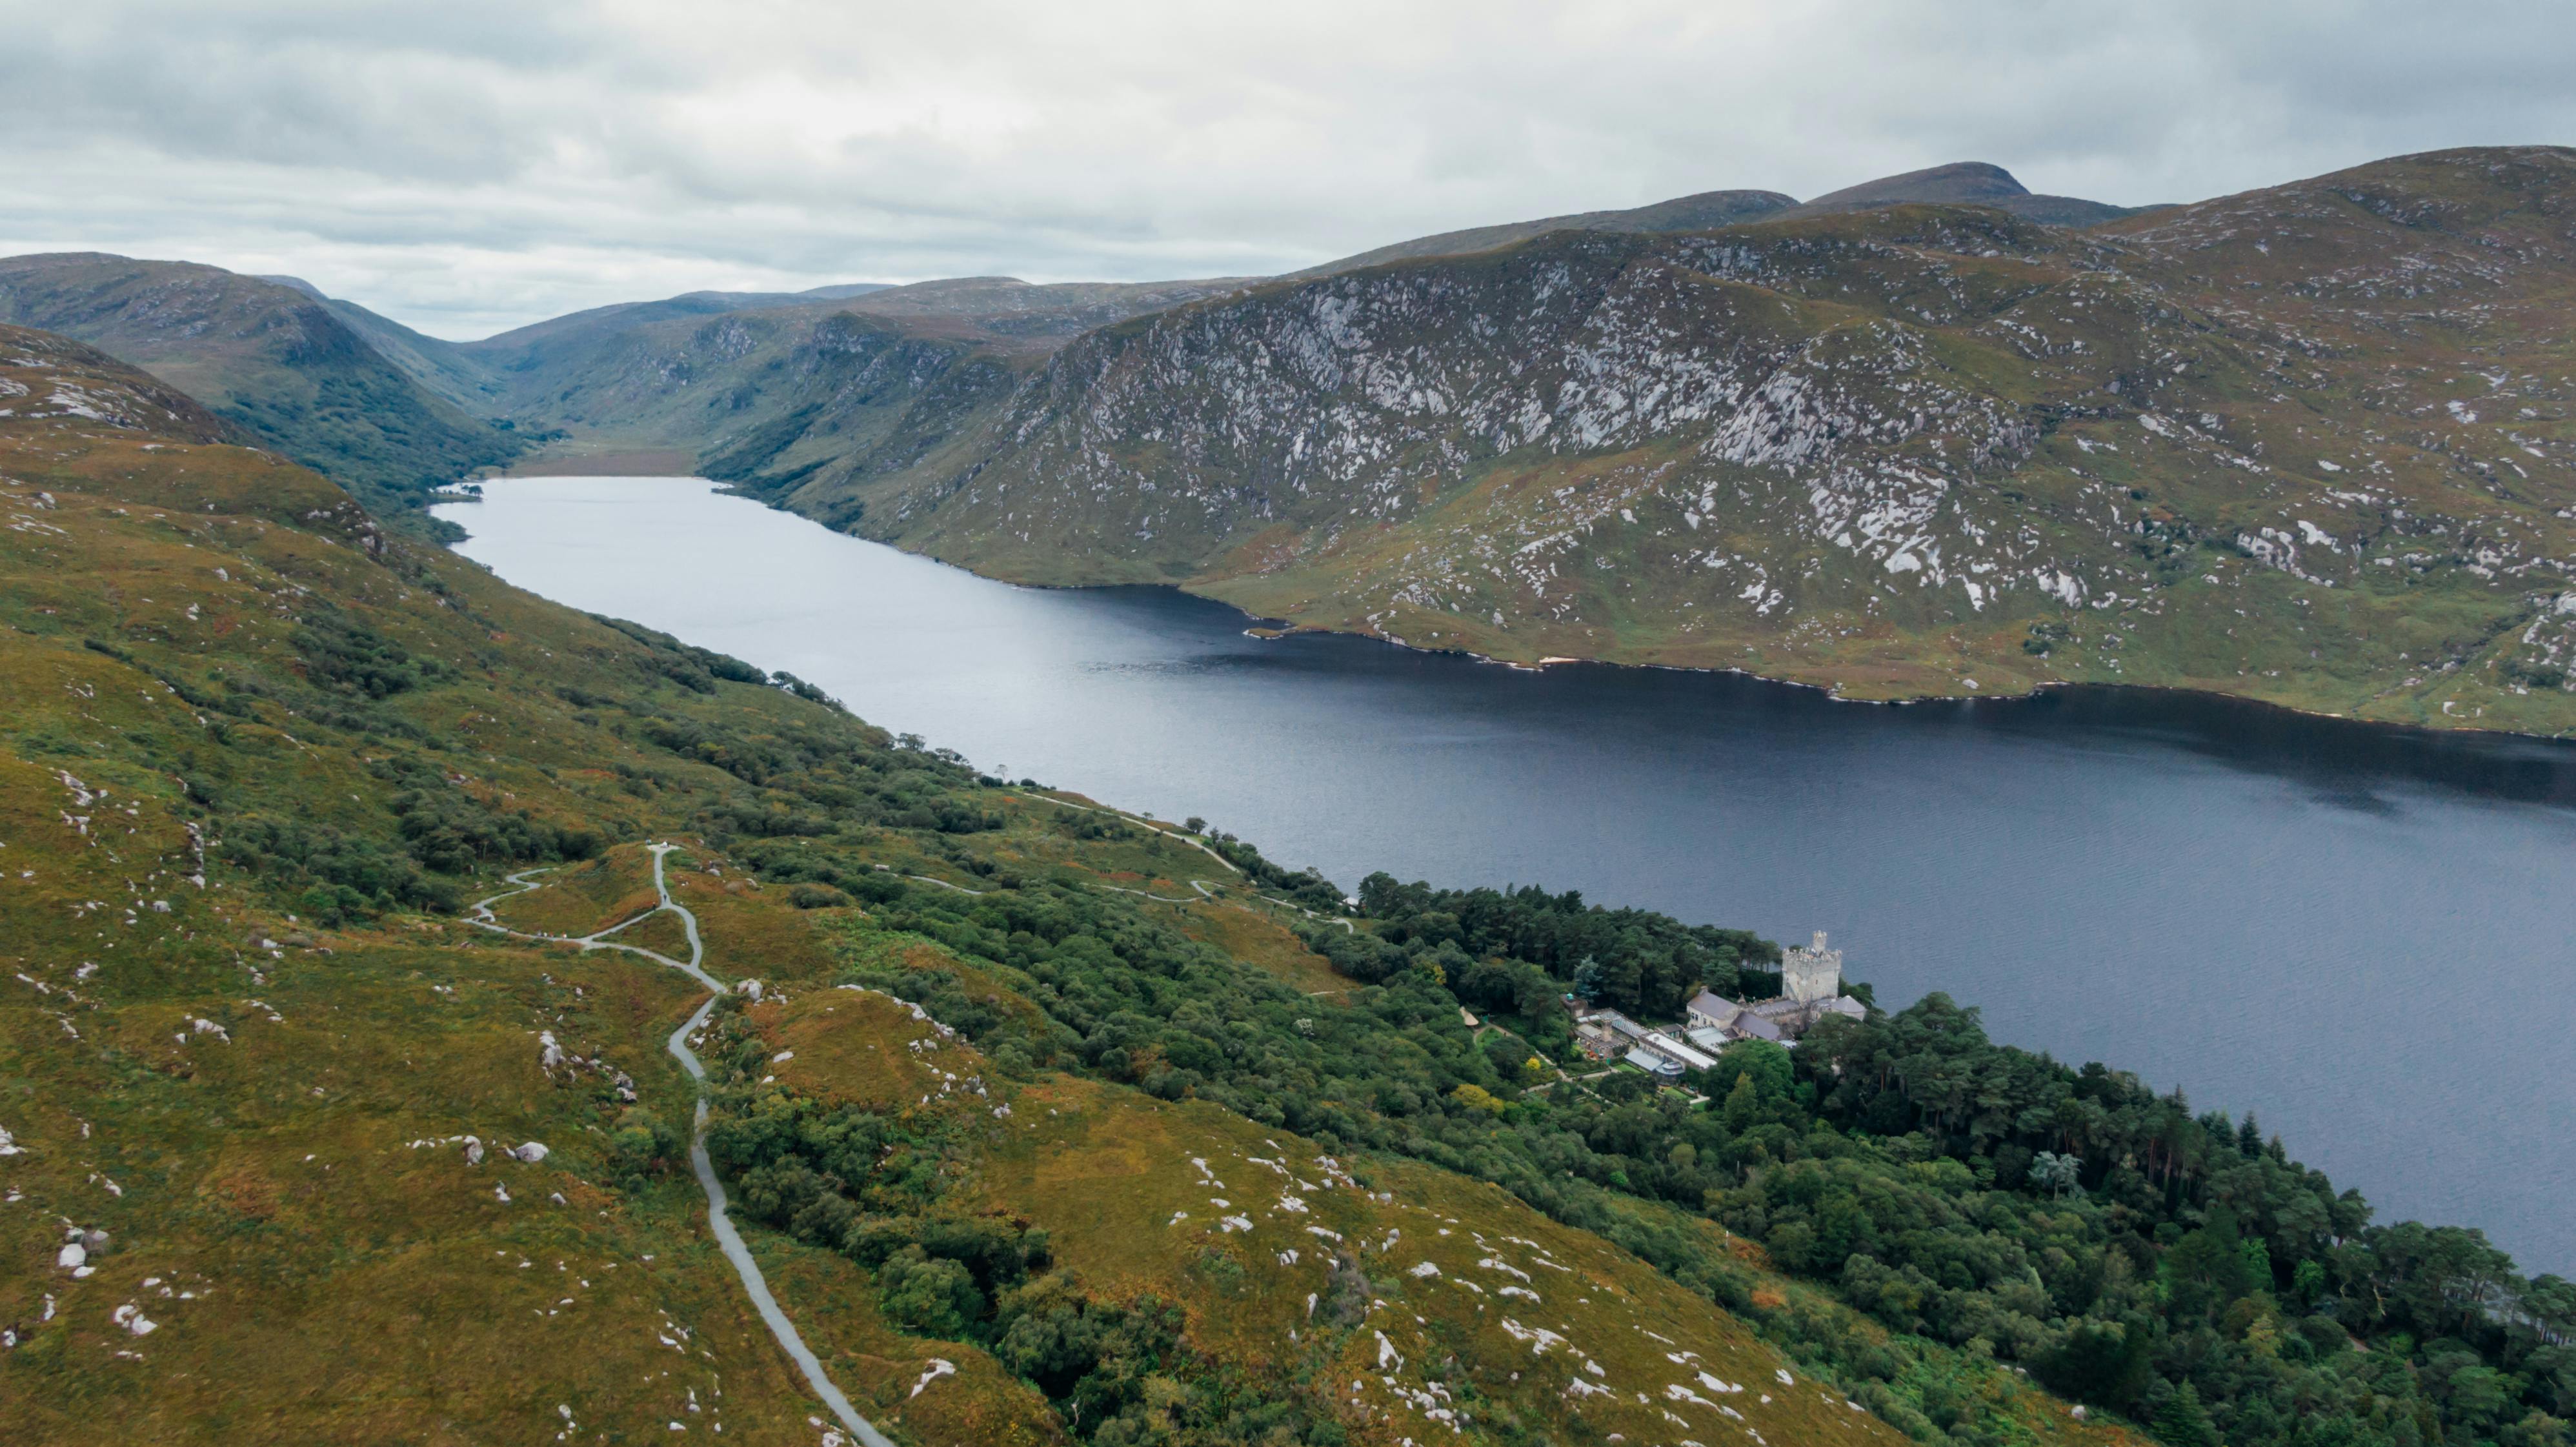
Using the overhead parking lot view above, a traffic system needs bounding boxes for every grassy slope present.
[816,147,2576,737]
[0,255,526,523]
[0,324,2136,1444]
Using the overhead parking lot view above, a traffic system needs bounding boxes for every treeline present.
[1351,873,1777,1018]
[1187,824,1345,913]
[1773,998,2576,1447]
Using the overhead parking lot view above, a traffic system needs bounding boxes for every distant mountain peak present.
[1799,161,2031,211]
[1784,161,2146,227]
[1292,188,1796,278]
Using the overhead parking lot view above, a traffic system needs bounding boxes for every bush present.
[221,816,454,918]
[296,611,447,698]
[878,1246,984,1338]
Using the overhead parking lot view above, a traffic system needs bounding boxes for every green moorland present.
[0,320,2568,1447]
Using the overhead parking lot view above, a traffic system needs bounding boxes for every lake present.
[440,476,2576,1272]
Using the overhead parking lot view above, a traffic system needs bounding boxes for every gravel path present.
[468,845,894,1446]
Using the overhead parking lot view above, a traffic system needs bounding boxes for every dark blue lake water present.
[442,476,2576,1272]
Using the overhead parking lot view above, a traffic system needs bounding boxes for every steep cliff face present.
[784,147,2576,733]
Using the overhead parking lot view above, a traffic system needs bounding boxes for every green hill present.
[758,145,2576,736]
[0,254,528,522]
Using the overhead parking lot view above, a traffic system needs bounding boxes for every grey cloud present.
[5,0,2571,338]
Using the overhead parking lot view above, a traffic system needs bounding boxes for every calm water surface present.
[441,478,2576,1271]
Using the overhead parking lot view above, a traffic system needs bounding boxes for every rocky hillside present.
[763,146,2576,735]
[0,254,527,520]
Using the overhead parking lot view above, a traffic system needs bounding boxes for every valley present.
[17,3,2576,1442]
[20,150,2575,734]
[3,316,2571,1447]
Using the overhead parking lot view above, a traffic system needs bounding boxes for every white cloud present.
[3,0,2570,338]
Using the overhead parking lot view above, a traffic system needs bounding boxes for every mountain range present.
[8,151,2571,735]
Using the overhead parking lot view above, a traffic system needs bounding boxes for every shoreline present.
[458,471,2576,750]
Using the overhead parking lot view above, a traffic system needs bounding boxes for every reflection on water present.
[1972,684,2576,810]
[443,477,2576,1272]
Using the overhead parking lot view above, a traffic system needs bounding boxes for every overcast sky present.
[5,0,2571,339]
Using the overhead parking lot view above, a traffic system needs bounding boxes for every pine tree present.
[1722,1072,1762,1134]
[1571,955,1605,1003]
[2153,1382,2219,1447]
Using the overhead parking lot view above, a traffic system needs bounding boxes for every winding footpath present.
[468,844,894,1447]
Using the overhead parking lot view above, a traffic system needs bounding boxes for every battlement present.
[1782,929,1842,1004]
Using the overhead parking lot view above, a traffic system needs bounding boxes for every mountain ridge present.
[739,145,2576,736]
[16,150,2572,736]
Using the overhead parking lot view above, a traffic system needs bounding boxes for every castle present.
[1684,930,1862,1046]
[1783,930,1842,1003]
[1573,930,1864,1077]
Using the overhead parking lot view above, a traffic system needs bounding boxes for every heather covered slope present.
[788,146,2576,735]
[0,323,2013,1444]
[0,254,527,519]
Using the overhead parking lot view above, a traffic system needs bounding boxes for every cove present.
[441,476,2576,1273]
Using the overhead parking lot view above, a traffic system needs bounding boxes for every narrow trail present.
[468,846,894,1447]
[1032,793,1356,931]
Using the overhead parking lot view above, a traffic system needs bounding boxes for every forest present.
[740,830,2576,1447]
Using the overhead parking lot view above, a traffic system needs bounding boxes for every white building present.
[1578,1007,1719,1074]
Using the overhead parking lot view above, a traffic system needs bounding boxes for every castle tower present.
[1782,930,1842,1004]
